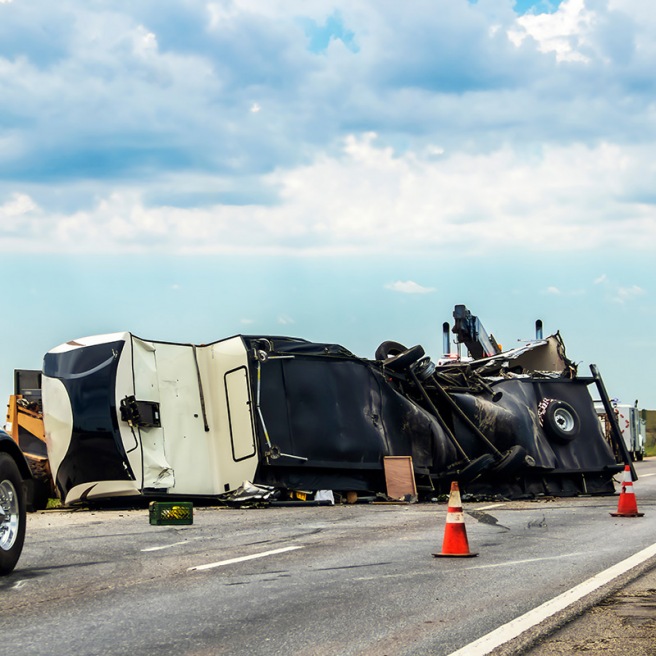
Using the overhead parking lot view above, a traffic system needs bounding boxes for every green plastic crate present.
[149,501,194,525]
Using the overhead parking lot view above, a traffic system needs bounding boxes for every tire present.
[489,445,530,477]
[636,451,644,462]
[541,400,580,443]
[381,345,425,373]
[0,453,26,575]
[458,453,495,482]
[412,357,437,381]
[375,341,408,361]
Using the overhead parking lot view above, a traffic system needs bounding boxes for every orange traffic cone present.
[610,465,644,517]
[433,481,478,558]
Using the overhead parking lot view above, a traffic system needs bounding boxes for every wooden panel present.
[383,456,417,501]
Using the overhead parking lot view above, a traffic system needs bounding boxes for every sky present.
[1,0,655,410]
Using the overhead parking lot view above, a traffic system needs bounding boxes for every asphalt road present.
[2,459,655,656]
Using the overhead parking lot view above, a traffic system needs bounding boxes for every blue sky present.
[1,0,655,409]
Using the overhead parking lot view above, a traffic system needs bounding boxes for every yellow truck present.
[5,370,55,510]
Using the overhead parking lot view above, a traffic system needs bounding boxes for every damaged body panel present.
[43,334,259,504]
[41,320,623,505]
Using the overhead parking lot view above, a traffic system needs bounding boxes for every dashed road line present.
[189,545,304,572]
[142,540,191,552]
[461,552,588,571]
[476,503,507,511]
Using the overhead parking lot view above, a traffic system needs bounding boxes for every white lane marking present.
[448,541,656,656]
[188,545,303,572]
[476,503,507,511]
[461,552,588,571]
[12,580,27,590]
[142,540,190,552]
[355,573,405,582]
[639,473,655,478]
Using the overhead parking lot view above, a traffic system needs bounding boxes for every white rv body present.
[42,333,259,505]
[595,401,646,461]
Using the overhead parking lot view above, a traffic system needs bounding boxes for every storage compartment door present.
[225,366,256,462]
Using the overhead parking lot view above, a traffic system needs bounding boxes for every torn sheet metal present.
[40,313,623,505]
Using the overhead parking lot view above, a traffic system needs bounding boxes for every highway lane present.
[2,458,655,656]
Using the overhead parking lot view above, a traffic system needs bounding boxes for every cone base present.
[432,551,478,558]
[610,512,644,517]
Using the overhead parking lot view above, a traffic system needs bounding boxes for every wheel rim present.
[0,479,19,551]
[553,407,575,433]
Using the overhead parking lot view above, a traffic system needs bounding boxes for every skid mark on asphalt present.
[316,562,393,572]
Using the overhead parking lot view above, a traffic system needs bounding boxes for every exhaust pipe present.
[535,319,543,340]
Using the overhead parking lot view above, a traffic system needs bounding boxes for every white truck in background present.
[595,400,646,462]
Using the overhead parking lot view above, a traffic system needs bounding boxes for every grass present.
[645,431,656,457]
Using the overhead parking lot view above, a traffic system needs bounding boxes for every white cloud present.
[508,0,595,62]
[613,285,646,303]
[594,275,648,304]
[277,314,295,325]
[134,27,158,56]
[1,1,656,261]
[2,135,656,256]
[543,285,587,297]
[385,280,435,295]
[0,192,37,218]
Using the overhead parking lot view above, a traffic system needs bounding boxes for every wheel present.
[636,450,644,462]
[375,341,408,361]
[0,453,26,575]
[381,345,425,373]
[489,445,530,476]
[458,453,495,482]
[412,357,436,381]
[540,400,580,443]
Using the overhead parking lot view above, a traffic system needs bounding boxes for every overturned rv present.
[41,308,625,505]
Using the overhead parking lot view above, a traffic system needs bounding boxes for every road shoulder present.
[493,554,656,655]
